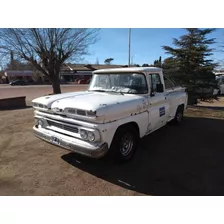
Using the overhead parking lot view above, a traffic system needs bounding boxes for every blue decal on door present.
[159,106,165,117]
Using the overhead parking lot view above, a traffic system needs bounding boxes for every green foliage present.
[162,28,218,104]
[104,58,114,65]
[153,56,162,67]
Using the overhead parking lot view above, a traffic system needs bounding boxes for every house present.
[4,70,33,83]
[1,64,129,84]
[60,64,127,82]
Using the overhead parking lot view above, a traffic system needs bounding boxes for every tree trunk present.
[50,72,61,94]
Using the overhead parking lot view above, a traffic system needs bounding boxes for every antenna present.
[128,28,131,67]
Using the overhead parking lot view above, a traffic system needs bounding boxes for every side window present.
[164,76,175,89]
[151,73,161,92]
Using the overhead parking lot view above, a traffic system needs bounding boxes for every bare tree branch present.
[0,28,99,93]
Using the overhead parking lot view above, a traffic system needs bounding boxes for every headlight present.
[80,129,100,142]
[80,129,97,142]
[87,132,95,142]
[80,129,88,140]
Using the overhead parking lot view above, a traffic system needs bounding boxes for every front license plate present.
[51,136,60,145]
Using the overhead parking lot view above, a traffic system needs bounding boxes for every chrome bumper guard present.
[33,126,108,158]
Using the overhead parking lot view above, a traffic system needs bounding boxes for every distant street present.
[0,84,88,102]
[1,84,224,109]
[0,84,88,89]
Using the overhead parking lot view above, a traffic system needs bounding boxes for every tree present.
[162,28,217,104]
[162,57,178,76]
[6,51,34,71]
[104,58,114,65]
[142,63,150,67]
[0,28,99,94]
[158,56,162,67]
[153,56,162,67]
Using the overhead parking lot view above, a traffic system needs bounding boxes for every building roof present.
[4,70,33,77]
[61,63,127,72]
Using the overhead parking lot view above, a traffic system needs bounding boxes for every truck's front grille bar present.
[47,120,79,133]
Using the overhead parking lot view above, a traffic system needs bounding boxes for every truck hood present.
[32,91,88,108]
[32,91,149,123]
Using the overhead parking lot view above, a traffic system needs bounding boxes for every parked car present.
[78,79,91,84]
[9,80,27,86]
[32,67,188,162]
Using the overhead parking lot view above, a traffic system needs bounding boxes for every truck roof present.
[93,67,162,74]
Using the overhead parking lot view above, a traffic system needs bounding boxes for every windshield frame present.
[88,72,149,95]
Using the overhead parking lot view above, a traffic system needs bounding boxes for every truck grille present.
[47,120,79,133]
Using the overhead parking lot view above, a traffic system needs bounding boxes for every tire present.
[107,124,139,162]
[173,105,184,124]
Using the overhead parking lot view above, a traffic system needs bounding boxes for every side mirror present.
[156,83,164,93]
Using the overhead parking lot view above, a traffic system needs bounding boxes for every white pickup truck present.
[32,67,188,161]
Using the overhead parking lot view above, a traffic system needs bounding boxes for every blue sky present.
[84,28,224,66]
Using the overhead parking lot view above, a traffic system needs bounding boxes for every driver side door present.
[147,73,170,132]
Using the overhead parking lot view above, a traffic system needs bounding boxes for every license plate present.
[51,136,60,145]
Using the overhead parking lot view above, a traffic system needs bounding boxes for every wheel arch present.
[99,112,148,148]
[115,122,140,138]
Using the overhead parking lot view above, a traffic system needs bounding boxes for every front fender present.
[98,111,149,148]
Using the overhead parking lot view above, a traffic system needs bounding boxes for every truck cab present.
[32,67,188,161]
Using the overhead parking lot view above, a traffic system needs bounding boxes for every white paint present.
[32,67,188,158]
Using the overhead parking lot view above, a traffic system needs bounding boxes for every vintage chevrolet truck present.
[32,67,188,161]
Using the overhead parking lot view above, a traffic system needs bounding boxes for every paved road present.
[0,84,88,101]
[0,84,88,89]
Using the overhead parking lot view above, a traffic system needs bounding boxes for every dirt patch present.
[0,106,224,195]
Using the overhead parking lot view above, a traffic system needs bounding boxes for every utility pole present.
[128,28,131,67]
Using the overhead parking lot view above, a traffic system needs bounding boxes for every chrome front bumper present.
[33,126,109,158]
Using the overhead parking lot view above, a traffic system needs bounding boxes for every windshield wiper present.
[90,89,124,95]
[108,91,124,95]
[91,89,106,92]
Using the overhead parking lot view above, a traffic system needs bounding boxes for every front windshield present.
[88,73,148,94]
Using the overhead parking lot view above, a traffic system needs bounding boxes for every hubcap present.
[120,133,134,157]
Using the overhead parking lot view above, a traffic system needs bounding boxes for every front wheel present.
[107,124,139,162]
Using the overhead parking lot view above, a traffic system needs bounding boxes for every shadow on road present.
[62,116,224,196]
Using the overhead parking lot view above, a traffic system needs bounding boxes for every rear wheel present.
[107,124,139,162]
[173,105,184,124]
